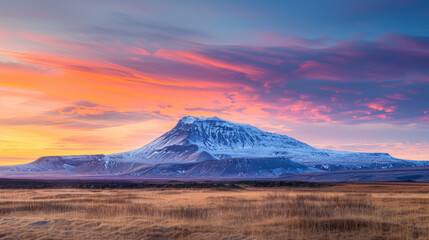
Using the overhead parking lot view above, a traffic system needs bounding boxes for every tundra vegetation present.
[0,182,428,239]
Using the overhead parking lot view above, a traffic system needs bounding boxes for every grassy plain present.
[0,182,428,239]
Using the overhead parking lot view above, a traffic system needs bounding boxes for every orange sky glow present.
[1,2,428,164]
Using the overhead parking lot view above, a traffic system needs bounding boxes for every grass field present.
[0,182,428,239]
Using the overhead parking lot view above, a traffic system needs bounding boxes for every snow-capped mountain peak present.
[178,116,223,124]
[105,116,428,172]
[2,116,428,178]
[108,116,315,163]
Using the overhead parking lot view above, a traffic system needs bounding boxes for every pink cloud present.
[360,98,397,113]
[341,110,372,116]
[154,48,262,77]
[376,114,387,120]
[418,115,429,123]
[365,103,396,112]
[295,61,342,81]
[385,93,409,100]
[128,46,151,56]
[320,86,362,94]
[299,94,311,100]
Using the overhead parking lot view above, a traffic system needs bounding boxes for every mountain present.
[106,116,426,171]
[0,116,428,178]
[0,155,145,176]
[107,116,314,163]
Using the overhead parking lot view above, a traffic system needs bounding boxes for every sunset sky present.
[0,0,428,165]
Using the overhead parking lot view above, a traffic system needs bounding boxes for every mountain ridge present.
[1,116,428,179]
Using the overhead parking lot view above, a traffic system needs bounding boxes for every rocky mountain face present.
[107,116,314,163]
[1,116,427,178]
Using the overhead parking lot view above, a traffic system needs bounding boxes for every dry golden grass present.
[0,183,428,239]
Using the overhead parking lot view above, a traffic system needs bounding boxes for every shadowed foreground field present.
[0,182,428,239]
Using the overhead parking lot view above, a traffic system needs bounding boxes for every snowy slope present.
[107,116,428,171]
[107,116,315,163]
[0,155,144,175]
